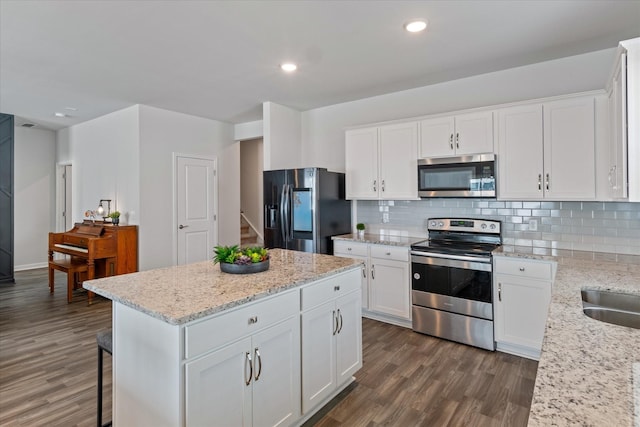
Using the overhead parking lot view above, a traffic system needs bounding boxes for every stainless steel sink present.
[581,289,640,329]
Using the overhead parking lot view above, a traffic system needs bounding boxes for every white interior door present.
[177,156,218,265]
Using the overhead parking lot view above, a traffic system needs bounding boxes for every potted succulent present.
[108,211,121,225]
[213,245,270,274]
[356,223,365,238]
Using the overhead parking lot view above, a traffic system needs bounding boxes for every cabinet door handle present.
[178,224,189,229]
[538,174,542,191]
[371,265,375,280]
[337,309,343,334]
[546,173,550,191]
[332,310,338,335]
[244,351,253,386]
[254,348,262,381]
[373,180,377,192]
[498,283,502,302]
[362,266,366,278]
[381,180,385,192]
[449,133,454,150]
[455,132,460,149]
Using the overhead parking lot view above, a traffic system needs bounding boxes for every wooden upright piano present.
[48,222,138,303]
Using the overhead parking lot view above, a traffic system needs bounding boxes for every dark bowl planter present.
[219,259,269,274]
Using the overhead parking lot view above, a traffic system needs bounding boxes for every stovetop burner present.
[411,218,502,259]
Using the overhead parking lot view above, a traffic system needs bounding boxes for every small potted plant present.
[356,223,365,238]
[108,211,121,225]
[213,245,270,274]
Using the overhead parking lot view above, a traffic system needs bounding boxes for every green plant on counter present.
[356,223,365,231]
[213,245,269,265]
[108,211,121,219]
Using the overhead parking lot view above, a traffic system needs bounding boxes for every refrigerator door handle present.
[279,184,287,243]
[285,184,293,240]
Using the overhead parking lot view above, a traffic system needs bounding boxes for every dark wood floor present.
[1,269,537,426]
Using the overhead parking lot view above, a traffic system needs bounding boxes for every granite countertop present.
[84,248,362,325]
[332,233,425,247]
[494,248,640,426]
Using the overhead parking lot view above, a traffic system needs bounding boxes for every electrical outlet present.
[528,219,538,231]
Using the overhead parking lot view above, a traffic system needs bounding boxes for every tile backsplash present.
[356,200,640,255]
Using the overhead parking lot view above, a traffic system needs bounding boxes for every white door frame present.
[172,153,219,265]
[55,162,72,232]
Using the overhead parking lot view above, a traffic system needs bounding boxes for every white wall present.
[301,48,618,172]
[57,105,140,224]
[14,126,56,270]
[234,120,263,141]
[263,102,302,170]
[240,138,263,237]
[138,105,236,270]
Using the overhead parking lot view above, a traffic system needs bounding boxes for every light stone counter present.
[84,248,362,325]
[332,233,425,247]
[494,248,640,426]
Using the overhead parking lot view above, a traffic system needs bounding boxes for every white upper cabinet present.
[345,122,418,200]
[497,104,544,199]
[543,97,596,200]
[607,50,628,199]
[497,96,596,200]
[420,111,493,158]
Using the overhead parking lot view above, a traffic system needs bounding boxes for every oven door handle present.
[411,252,492,272]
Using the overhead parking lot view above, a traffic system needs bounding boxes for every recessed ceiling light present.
[280,63,297,72]
[54,112,67,118]
[404,20,428,33]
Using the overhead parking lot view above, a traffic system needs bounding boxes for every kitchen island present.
[84,249,363,427]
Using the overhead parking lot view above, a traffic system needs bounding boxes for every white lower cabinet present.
[333,241,411,326]
[186,305,300,427]
[493,257,555,360]
[301,274,362,414]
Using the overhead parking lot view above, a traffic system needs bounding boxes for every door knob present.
[179,224,189,229]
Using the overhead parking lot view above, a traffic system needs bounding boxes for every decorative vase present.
[219,259,270,274]
[357,229,365,239]
[112,218,120,225]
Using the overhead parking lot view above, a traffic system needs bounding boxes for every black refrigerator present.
[263,168,351,254]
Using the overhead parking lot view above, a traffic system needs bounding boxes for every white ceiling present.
[1,0,639,131]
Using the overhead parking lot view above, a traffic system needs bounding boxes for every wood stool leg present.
[49,265,54,293]
[67,269,74,304]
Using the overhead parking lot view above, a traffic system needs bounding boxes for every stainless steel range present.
[410,218,501,351]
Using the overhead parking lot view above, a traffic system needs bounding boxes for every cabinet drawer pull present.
[385,252,391,256]
[254,348,262,381]
[519,267,525,272]
[334,285,340,292]
[248,316,258,325]
[347,247,352,251]
[245,352,253,386]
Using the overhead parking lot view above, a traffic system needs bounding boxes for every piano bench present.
[48,259,90,304]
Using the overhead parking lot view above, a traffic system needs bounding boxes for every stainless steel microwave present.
[418,154,496,198]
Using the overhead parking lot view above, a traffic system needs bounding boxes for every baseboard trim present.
[14,262,48,272]
[496,341,541,361]
[362,310,412,329]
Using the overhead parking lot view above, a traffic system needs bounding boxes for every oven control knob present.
[413,273,421,280]
[481,223,487,229]
[429,221,437,228]
[490,224,496,230]
[438,221,444,227]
